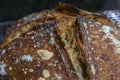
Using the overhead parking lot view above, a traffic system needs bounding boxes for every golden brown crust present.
[0,20,80,80]
[0,6,84,79]
[0,10,54,48]
[57,2,119,27]
[0,3,120,80]
[77,17,120,80]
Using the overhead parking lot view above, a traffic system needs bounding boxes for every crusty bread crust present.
[0,3,120,80]
[0,9,82,80]
[77,17,120,80]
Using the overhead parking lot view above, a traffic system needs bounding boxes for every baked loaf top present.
[0,3,120,80]
[77,17,120,80]
[0,11,82,80]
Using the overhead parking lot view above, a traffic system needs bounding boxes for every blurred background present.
[0,0,120,22]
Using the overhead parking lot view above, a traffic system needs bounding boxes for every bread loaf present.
[0,3,120,80]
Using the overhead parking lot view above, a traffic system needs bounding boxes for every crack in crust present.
[0,2,120,80]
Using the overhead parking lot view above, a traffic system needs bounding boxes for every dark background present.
[0,0,120,22]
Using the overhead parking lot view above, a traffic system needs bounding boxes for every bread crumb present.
[29,68,34,72]
[38,77,45,80]
[37,50,53,60]
[55,74,62,79]
[42,69,50,78]
[9,66,12,70]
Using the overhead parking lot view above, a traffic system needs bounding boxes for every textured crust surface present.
[0,8,83,80]
[77,17,120,80]
[0,20,80,80]
[0,3,120,80]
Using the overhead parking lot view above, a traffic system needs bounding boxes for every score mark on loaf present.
[0,3,120,80]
